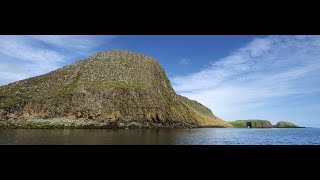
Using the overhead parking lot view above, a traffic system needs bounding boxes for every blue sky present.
[0,35,319,127]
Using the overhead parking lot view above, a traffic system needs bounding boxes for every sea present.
[0,128,320,145]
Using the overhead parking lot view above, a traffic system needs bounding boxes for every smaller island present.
[230,120,272,128]
[230,120,301,128]
[273,121,300,128]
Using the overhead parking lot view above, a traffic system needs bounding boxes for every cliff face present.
[230,120,272,128]
[273,121,299,128]
[0,49,231,127]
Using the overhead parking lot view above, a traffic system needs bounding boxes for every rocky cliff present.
[0,49,231,128]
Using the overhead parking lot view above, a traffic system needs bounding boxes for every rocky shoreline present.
[0,118,226,129]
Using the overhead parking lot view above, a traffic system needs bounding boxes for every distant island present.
[273,121,300,128]
[230,120,301,128]
[0,49,231,129]
[230,120,272,128]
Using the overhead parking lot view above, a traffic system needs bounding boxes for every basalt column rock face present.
[0,49,231,127]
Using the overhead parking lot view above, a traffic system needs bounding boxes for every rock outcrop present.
[0,49,231,128]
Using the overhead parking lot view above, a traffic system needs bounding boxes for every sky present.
[0,35,319,127]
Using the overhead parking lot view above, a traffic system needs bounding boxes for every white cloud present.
[0,36,65,65]
[30,35,115,51]
[172,35,320,124]
[0,35,115,85]
[179,58,191,65]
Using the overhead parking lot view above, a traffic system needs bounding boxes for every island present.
[230,120,301,128]
[230,120,273,128]
[0,49,232,129]
[273,121,300,128]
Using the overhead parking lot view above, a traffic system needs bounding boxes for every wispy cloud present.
[0,36,65,65]
[30,35,115,53]
[179,58,191,65]
[0,35,115,85]
[172,35,320,125]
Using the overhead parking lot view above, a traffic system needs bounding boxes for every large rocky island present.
[0,49,231,129]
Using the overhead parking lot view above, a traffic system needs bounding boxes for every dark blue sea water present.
[0,128,319,145]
